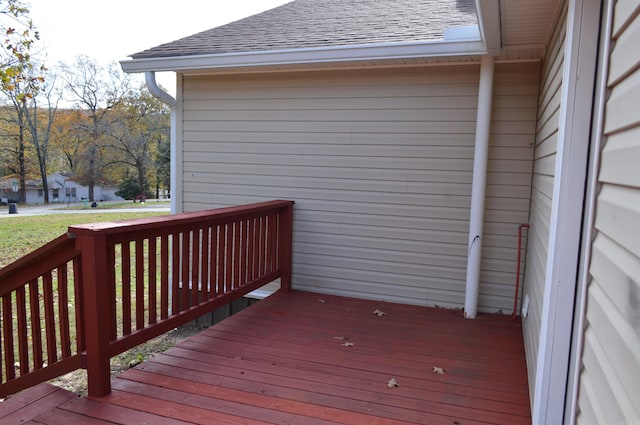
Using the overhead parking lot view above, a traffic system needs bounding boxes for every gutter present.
[121,39,486,73]
[144,71,177,214]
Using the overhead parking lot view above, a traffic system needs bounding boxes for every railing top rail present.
[68,200,294,237]
[0,234,76,294]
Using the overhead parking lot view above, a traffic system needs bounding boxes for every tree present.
[115,173,147,201]
[49,108,85,173]
[61,55,130,201]
[0,63,43,203]
[22,65,61,203]
[107,85,170,200]
[0,0,39,89]
[154,130,170,199]
[0,0,41,203]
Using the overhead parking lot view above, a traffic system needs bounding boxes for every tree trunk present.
[18,127,26,204]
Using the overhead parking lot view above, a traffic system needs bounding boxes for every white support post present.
[464,55,495,319]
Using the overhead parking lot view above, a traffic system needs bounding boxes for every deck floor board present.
[0,290,531,424]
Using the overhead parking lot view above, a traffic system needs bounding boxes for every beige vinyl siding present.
[522,0,567,403]
[180,65,535,311]
[479,62,539,312]
[576,1,640,423]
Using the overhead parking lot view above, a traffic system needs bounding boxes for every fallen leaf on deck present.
[341,342,354,347]
[334,336,349,340]
[387,378,400,388]
[318,298,326,303]
[432,366,446,374]
[372,309,386,317]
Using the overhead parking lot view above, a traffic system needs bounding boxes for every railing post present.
[278,202,294,292]
[74,232,112,397]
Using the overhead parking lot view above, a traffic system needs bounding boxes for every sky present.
[27,0,292,94]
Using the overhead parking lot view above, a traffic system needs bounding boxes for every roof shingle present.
[131,0,477,59]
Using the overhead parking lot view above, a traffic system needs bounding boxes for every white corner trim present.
[532,0,601,422]
[565,0,613,422]
[120,39,486,73]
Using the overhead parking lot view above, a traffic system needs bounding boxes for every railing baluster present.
[201,228,210,302]
[233,221,241,290]
[73,257,85,353]
[160,235,169,320]
[258,216,265,276]
[248,217,256,282]
[135,239,145,331]
[106,245,117,342]
[16,287,28,375]
[225,223,233,293]
[191,229,200,307]
[210,225,219,298]
[181,232,190,310]
[2,294,15,380]
[241,219,248,286]
[219,225,225,295]
[171,233,180,315]
[149,237,157,325]
[28,279,43,370]
[57,265,71,358]
[42,272,57,365]
[122,242,132,336]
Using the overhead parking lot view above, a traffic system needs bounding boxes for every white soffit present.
[501,0,563,47]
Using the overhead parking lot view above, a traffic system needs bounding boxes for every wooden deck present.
[0,290,531,424]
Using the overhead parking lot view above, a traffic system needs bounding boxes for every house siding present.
[521,0,567,403]
[180,64,536,311]
[576,1,640,423]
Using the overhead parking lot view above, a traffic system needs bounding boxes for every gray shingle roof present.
[131,0,477,59]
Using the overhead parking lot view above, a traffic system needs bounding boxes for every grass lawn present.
[0,211,169,268]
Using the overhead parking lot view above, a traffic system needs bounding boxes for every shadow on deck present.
[0,290,531,424]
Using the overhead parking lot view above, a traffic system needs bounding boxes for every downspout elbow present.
[145,71,176,108]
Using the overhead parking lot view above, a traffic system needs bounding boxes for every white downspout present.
[145,71,177,214]
[464,56,495,319]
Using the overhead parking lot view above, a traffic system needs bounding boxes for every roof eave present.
[120,39,487,74]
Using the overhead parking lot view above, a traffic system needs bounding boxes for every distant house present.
[0,172,123,204]
[121,0,640,423]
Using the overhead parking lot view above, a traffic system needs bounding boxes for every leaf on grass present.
[341,342,355,347]
[387,378,400,388]
[432,366,446,374]
[372,309,386,317]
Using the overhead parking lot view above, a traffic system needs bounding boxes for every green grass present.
[0,212,169,268]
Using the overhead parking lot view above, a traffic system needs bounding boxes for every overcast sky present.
[27,0,291,93]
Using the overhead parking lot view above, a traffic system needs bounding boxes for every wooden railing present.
[0,200,294,398]
[0,235,84,397]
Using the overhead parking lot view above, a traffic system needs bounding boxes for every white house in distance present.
[0,172,122,204]
[121,0,640,423]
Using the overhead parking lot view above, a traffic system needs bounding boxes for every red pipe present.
[513,224,530,320]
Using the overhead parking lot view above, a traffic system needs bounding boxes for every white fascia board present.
[120,39,486,73]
